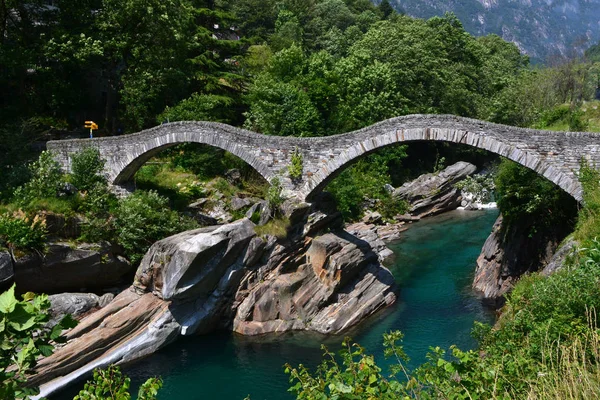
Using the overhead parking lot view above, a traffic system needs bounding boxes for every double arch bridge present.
[47,114,600,203]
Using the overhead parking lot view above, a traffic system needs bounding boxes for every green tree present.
[378,0,394,19]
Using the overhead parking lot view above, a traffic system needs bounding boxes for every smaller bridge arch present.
[48,122,295,192]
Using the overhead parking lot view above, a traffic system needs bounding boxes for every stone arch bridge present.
[47,114,600,202]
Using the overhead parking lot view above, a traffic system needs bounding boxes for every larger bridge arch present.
[47,115,600,202]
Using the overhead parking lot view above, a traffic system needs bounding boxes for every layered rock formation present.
[472,215,572,306]
[32,205,397,397]
[393,161,477,218]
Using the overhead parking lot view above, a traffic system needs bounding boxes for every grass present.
[526,311,600,399]
[254,217,290,239]
[542,101,600,132]
[0,197,77,217]
[134,163,205,210]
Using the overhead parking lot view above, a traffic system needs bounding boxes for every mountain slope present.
[387,0,600,62]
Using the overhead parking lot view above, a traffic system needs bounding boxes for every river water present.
[55,209,498,400]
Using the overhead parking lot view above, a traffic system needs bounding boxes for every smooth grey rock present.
[243,237,266,268]
[134,219,257,301]
[230,196,252,211]
[245,202,263,220]
[0,251,14,285]
[13,242,132,293]
[205,202,233,224]
[48,293,100,325]
[393,161,477,218]
[258,203,272,226]
[362,211,382,224]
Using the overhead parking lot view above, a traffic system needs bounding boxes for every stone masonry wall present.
[47,115,600,202]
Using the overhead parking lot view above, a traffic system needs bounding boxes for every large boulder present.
[233,232,396,335]
[393,161,477,218]
[13,242,132,293]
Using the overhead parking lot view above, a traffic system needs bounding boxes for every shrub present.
[495,158,577,232]
[113,191,197,264]
[288,148,303,181]
[70,147,106,191]
[74,365,162,400]
[0,285,77,399]
[377,194,409,220]
[14,151,64,202]
[0,212,47,252]
[455,173,496,203]
[266,177,285,212]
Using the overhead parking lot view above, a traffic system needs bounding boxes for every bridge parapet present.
[47,115,600,202]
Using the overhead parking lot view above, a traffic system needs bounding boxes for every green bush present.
[495,158,577,232]
[0,285,77,399]
[70,147,106,191]
[14,151,64,202]
[266,177,284,212]
[74,365,162,400]
[288,148,303,181]
[0,212,47,252]
[377,194,409,220]
[113,191,197,264]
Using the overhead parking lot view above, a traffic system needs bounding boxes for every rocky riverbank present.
[30,200,397,397]
[472,215,576,307]
[26,160,502,396]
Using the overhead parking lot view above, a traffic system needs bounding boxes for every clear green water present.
[55,209,498,400]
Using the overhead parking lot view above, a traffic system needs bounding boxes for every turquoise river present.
[55,208,498,400]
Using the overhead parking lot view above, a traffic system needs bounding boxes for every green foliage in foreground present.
[74,365,162,400]
[0,285,161,400]
[0,285,77,399]
[287,163,600,399]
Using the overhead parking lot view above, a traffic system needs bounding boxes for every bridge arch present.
[49,121,283,188]
[298,116,594,202]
